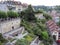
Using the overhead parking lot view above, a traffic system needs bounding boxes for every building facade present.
[2,0,28,12]
[0,3,9,12]
[46,20,59,40]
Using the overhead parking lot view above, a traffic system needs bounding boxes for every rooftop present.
[2,1,28,7]
[46,20,59,32]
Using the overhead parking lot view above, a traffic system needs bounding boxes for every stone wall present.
[0,18,21,34]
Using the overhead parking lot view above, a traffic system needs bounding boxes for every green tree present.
[54,6,60,12]
[41,31,49,40]
[57,16,60,27]
[33,26,41,36]
[0,33,7,43]
[0,41,3,45]
[7,11,19,18]
[15,39,29,45]
[21,5,36,21]
[34,9,44,14]
[43,13,52,20]
[40,19,46,24]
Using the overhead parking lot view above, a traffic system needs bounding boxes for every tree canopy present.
[43,13,52,20]
[20,5,36,21]
[15,39,29,45]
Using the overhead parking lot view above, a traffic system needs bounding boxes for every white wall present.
[52,31,58,40]
[35,13,45,19]
[54,17,59,22]
[0,4,8,12]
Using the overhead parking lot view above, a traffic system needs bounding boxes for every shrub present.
[7,11,19,18]
[0,11,7,19]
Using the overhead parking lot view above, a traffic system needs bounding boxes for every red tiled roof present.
[46,20,59,32]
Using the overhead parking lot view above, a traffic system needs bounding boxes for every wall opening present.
[53,35,56,40]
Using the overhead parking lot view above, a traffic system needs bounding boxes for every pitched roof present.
[46,20,59,32]
[3,1,21,5]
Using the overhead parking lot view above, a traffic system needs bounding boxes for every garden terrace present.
[0,11,19,22]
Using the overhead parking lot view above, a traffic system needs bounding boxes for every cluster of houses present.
[35,10,60,42]
[48,10,60,22]
[0,0,28,12]
[0,0,60,44]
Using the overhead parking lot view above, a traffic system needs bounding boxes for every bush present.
[41,31,49,41]
[0,41,3,45]
[24,35,33,43]
[15,39,29,45]
[0,33,7,43]
[34,9,44,14]
[43,13,52,20]
[7,11,19,18]
[0,11,7,19]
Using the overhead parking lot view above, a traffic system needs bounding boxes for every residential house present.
[46,20,59,40]
[35,13,45,19]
